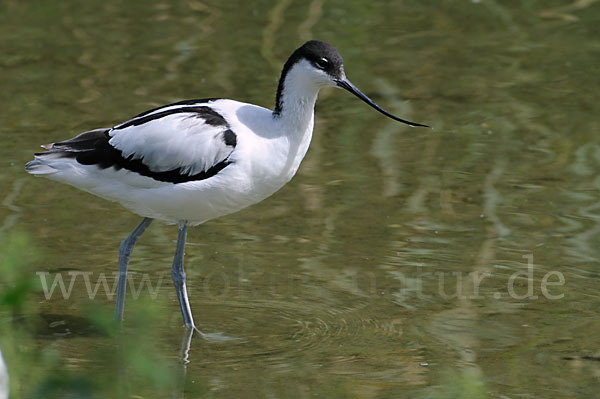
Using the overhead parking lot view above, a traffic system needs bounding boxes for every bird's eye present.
[314,57,329,70]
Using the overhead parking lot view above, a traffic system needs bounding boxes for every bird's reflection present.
[174,327,239,398]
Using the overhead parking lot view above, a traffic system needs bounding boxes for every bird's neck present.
[259,64,320,184]
[272,64,320,137]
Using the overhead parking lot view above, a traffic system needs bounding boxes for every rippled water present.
[2,0,600,397]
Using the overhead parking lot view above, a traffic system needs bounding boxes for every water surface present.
[1,0,600,397]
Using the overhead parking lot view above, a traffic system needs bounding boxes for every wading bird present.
[26,40,428,329]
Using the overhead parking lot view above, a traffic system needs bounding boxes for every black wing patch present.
[223,129,237,147]
[116,105,228,130]
[131,98,221,119]
[40,126,236,184]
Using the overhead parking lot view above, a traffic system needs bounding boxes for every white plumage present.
[28,98,310,224]
[26,40,427,329]
[112,113,231,176]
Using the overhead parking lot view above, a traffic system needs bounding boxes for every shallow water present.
[2,0,600,397]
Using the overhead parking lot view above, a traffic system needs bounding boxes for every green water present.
[2,0,600,397]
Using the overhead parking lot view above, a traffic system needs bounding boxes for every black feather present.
[116,105,228,130]
[38,129,232,184]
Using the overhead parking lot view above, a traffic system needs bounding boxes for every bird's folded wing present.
[40,104,237,184]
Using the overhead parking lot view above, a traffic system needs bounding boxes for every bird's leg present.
[171,221,195,329]
[114,217,153,321]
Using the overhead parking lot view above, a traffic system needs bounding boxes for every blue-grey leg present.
[114,217,153,321]
[171,221,195,328]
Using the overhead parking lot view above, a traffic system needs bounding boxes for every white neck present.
[254,60,326,184]
[272,60,324,137]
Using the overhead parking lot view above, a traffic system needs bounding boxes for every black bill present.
[335,79,429,128]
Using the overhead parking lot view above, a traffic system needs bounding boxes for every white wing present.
[29,100,238,184]
[109,104,236,176]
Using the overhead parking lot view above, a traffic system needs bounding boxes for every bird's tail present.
[25,158,58,175]
[25,128,111,175]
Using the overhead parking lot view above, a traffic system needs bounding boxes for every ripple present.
[191,298,412,372]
